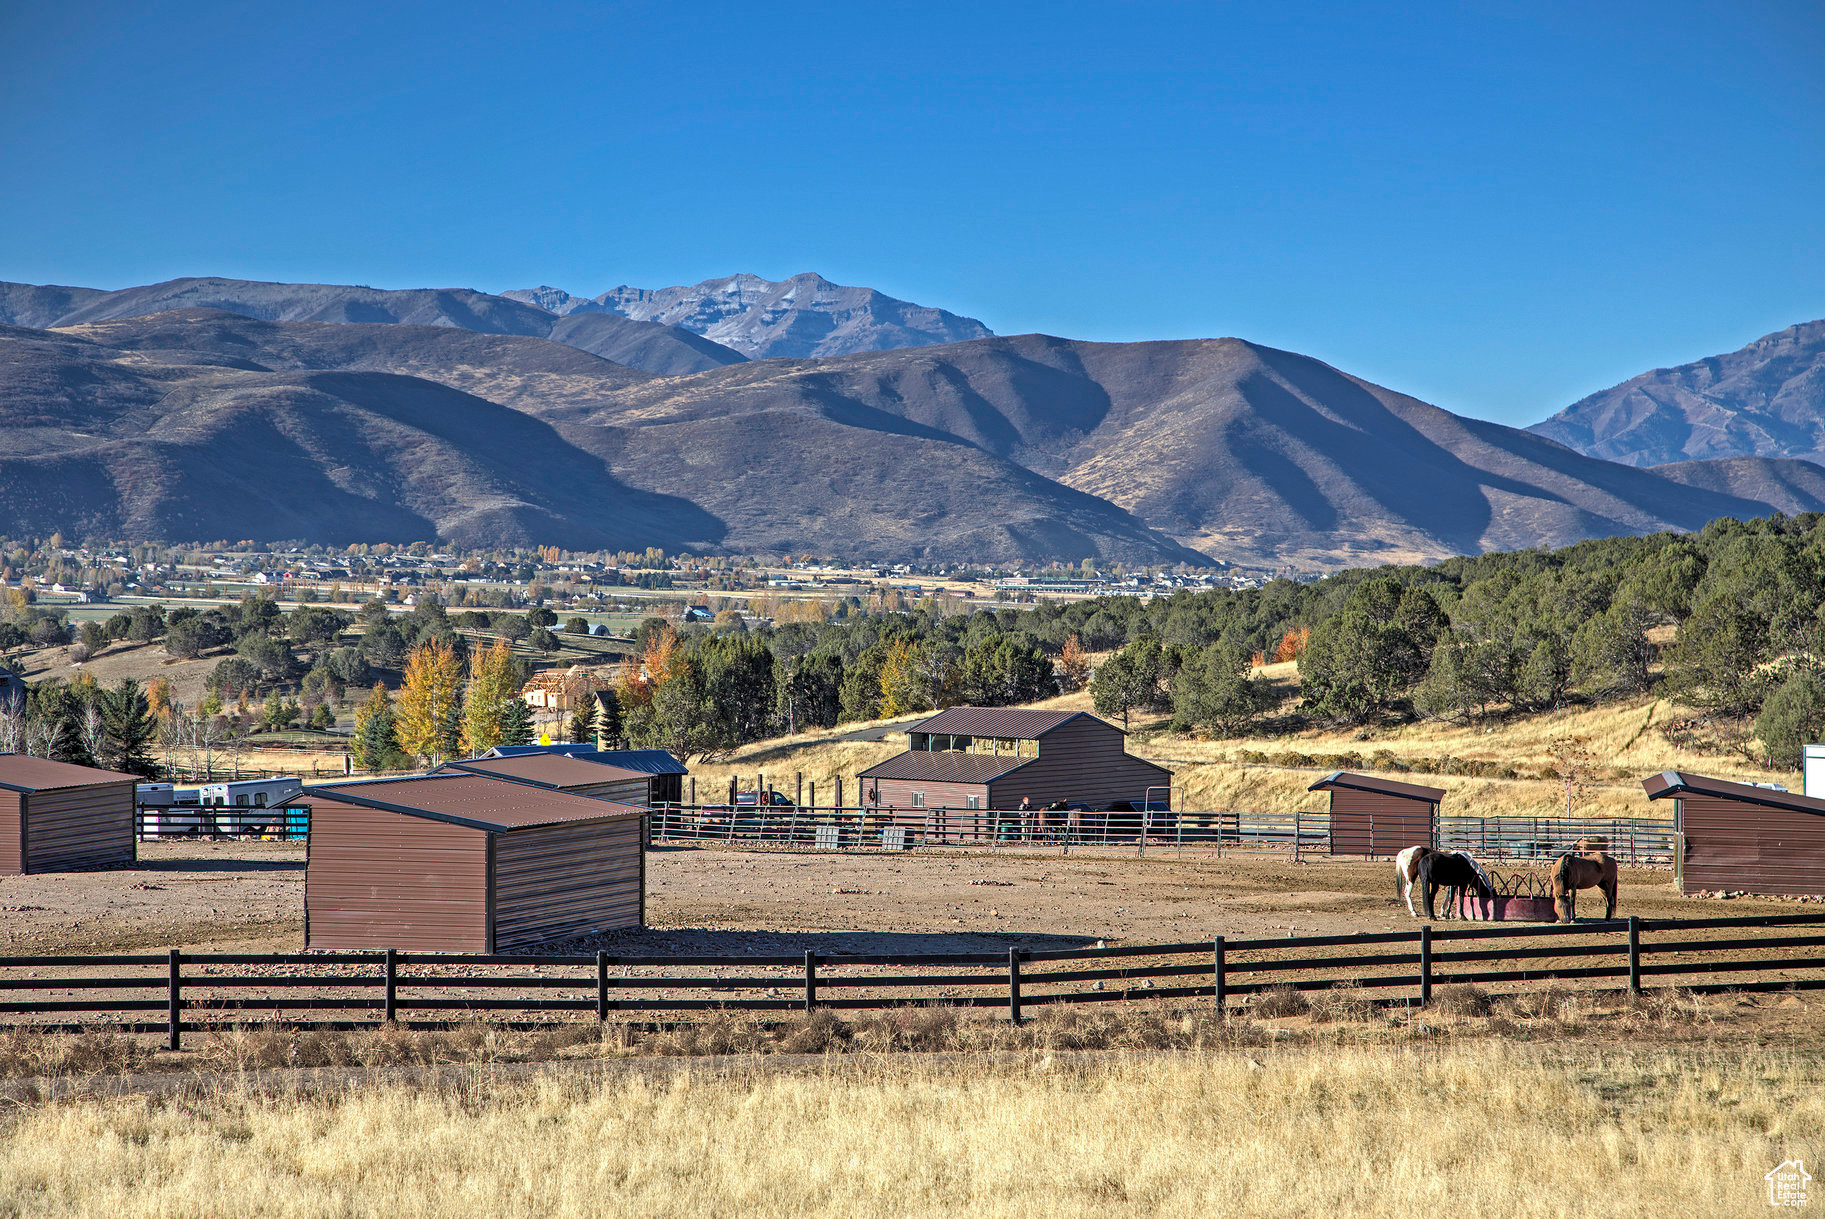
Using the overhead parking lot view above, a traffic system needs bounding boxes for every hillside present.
[568,332,1825,568]
[0,312,1200,562]
[0,277,746,376]
[507,272,994,359]
[1527,319,1825,466]
[8,308,1825,564]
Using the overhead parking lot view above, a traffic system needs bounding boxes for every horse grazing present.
[1551,852,1618,923]
[1394,846,1437,917]
[1418,849,1495,919]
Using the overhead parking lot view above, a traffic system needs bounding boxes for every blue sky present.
[2,1,1820,425]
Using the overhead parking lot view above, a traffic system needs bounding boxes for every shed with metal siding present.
[1643,770,1825,898]
[478,745,688,807]
[436,754,651,805]
[1310,772,1444,858]
[859,707,1172,814]
[303,773,646,951]
[0,754,139,874]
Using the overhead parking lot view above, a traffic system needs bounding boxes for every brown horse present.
[1551,851,1619,923]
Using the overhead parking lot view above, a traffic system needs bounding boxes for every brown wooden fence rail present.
[1,914,1821,1048]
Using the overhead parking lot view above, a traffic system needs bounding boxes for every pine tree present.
[595,688,625,750]
[101,678,159,778]
[351,683,401,771]
[395,639,464,765]
[569,701,597,746]
[499,696,535,747]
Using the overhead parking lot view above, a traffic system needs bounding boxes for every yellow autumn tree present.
[395,639,464,765]
[878,637,929,716]
[459,637,519,756]
[144,676,174,720]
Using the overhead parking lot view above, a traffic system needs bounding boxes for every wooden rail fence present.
[1,914,1821,1048]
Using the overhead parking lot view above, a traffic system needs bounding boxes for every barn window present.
[234,795,249,807]
[911,792,925,808]
[966,795,981,810]
[255,793,268,807]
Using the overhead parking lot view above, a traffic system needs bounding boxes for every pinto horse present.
[1418,849,1495,919]
[1394,846,1437,917]
[1551,852,1619,923]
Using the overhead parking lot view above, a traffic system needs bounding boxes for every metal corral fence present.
[1,913,1820,1046]
[646,805,1678,864]
[136,805,310,841]
[1437,816,1678,865]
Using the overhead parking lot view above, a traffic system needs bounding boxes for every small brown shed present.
[1310,771,1444,858]
[0,754,139,875]
[303,773,646,952]
[436,754,652,805]
[1643,770,1825,898]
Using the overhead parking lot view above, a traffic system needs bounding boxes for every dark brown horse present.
[1417,849,1495,919]
[1551,852,1619,922]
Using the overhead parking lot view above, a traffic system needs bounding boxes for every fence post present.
[1419,925,1432,1006]
[167,948,182,1052]
[384,947,398,1023]
[1293,810,1301,861]
[1213,936,1226,1013]
[1628,916,1641,994]
[597,950,610,1021]
[1008,947,1023,1024]
[804,951,817,1013]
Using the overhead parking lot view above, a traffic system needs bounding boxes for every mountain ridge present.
[1527,319,1825,467]
[505,272,994,360]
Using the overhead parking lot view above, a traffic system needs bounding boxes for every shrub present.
[1254,985,1310,1018]
[1431,984,1493,1017]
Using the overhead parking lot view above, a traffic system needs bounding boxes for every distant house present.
[683,605,713,623]
[519,666,603,713]
[858,707,1172,814]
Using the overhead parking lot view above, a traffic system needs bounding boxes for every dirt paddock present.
[0,840,1799,957]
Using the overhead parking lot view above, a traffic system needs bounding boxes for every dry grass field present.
[691,679,1784,821]
[0,1039,1819,1217]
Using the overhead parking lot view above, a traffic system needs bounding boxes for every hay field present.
[1,1042,1816,1217]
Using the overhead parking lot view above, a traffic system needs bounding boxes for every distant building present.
[859,707,1171,814]
[683,605,713,623]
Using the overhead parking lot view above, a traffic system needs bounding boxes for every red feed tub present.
[1458,893,1557,922]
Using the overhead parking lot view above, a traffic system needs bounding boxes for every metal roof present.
[439,754,649,788]
[910,707,1092,739]
[859,752,1034,784]
[1307,771,1447,803]
[480,745,688,775]
[1643,770,1825,816]
[308,773,645,833]
[0,754,141,794]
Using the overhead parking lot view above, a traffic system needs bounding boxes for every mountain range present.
[502,272,994,360]
[5,280,1825,566]
[1528,319,1825,467]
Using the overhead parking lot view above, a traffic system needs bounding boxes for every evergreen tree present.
[351,684,403,771]
[569,701,597,745]
[499,696,535,747]
[101,678,159,778]
[594,688,626,750]
[1756,669,1825,770]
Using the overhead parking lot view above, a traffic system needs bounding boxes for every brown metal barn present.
[477,746,688,808]
[0,755,138,874]
[858,707,1173,818]
[1310,772,1444,858]
[435,754,652,805]
[302,773,646,951]
[1643,770,1825,897]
